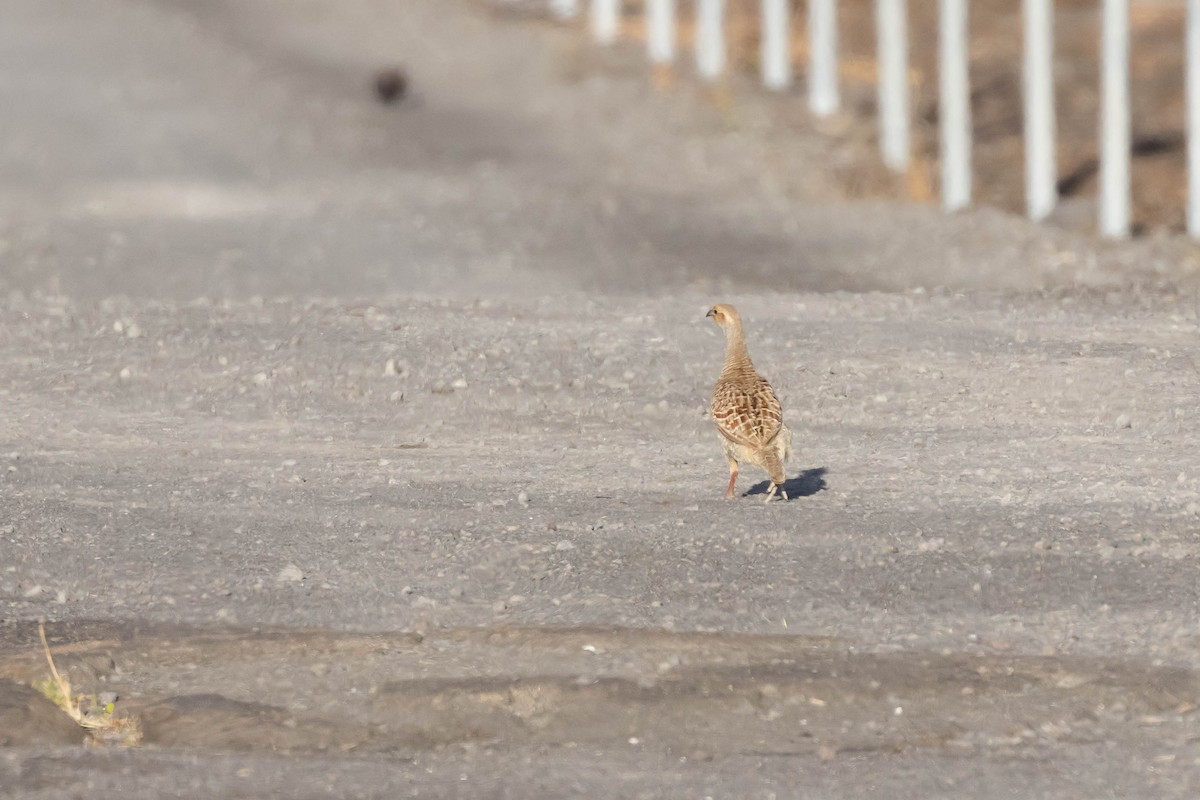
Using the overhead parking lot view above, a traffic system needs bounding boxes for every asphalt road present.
[2,1,1200,797]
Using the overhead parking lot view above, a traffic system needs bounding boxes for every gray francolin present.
[706,304,793,502]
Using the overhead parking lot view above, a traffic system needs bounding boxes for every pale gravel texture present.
[3,289,1200,664]
[2,0,1200,796]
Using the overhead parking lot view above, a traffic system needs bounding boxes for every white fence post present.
[1023,0,1057,221]
[875,0,909,172]
[696,0,726,81]
[1100,0,1130,237]
[590,0,619,45]
[939,0,971,211]
[551,0,580,19]
[647,0,676,64]
[809,0,840,116]
[761,0,792,90]
[1188,0,1200,237]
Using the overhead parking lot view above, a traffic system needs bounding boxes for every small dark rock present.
[374,68,408,105]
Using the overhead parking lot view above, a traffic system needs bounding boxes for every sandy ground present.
[3,0,1200,797]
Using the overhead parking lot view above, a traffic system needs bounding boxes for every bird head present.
[705,303,740,330]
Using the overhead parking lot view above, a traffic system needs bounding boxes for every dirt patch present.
[0,680,86,746]
[1,620,1197,756]
[136,694,370,750]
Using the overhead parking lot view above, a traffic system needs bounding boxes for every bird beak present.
[705,308,715,319]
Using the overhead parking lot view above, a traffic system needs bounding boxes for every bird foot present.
[763,484,788,503]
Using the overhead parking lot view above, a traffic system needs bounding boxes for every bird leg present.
[764,482,790,503]
[725,460,738,499]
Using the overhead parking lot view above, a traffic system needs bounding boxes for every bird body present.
[706,304,792,502]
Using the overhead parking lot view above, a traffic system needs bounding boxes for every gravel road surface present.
[3,0,1200,797]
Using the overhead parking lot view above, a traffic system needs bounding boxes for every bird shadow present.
[744,467,829,501]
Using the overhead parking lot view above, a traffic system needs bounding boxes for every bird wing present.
[712,376,784,449]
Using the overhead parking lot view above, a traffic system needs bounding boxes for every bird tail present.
[759,425,792,486]
[778,424,793,463]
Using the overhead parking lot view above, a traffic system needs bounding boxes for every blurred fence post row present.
[1190,0,1200,237]
[551,0,1200,240]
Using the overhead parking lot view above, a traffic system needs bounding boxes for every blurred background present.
[601,0,1192,235]
[3,0,1198,303]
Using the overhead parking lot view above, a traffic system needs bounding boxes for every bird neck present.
[720,325,756,378]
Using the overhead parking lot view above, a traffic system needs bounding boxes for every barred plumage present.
[706,304,793,502]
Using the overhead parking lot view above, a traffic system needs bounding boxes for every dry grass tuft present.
[36,622,142,746]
